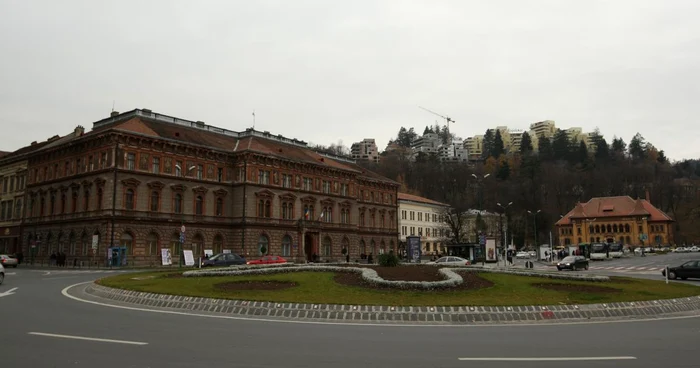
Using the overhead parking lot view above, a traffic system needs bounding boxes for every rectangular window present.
[175,161,183,177]
[410,211,415,221]
[282,174,292,188]
[217,168,223,182]
[9,177,14,192]
[401,210,406,220]
[152,157,160,174]
[88,155,94,171]
[258,170,270,185]
[126,153,136,170]
[418,212,422,221]
[197,164,204,180]
[101,152,108,169]
[303,177,313,191]
[322,180,331,194]
[340,183,348,196]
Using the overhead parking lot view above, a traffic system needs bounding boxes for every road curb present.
[84,283,700,325]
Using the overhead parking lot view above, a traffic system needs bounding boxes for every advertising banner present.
[406,236,421,263]
[485,239,496,262]
[204,249,214,257]
[183,250,195,266]
[161,248,172,266]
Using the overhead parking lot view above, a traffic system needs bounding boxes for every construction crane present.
[419,106,455,143]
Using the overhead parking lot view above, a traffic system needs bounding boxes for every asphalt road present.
[1,267,699,368]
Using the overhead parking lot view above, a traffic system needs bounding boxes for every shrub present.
[377,253,400,267]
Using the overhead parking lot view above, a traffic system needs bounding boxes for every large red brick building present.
[20,109,399,266]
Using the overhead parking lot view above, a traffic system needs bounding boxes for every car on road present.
[662,260,700,280]
[557,255,589,271]
[0,255,18,268]
[427,256,471,266]
[247,255,288,265]
[201,253,247,267]
[0,263,4,285]
[689,246,700,252]
[515,251,530,259]
[672,247,688,253]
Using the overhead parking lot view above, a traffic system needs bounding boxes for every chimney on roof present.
[645,188,651,203]
[31,141,37,145]
[74,125,85,136]
[110,111,119,117]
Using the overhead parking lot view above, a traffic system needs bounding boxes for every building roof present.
[398,192,449,207]
[0,138,55,165]
[556,196,673,225]
[84,109,398,186]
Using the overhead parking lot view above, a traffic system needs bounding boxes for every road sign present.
[181,225,186,233]
[639,233,648,241]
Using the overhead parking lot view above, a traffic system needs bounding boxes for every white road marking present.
[61,281,700,328]
[0,287,18,298]
[28,332,148,345]
[458,356,637,361]
[5,272,16,275]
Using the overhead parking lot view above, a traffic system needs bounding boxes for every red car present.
[247,255,288,265]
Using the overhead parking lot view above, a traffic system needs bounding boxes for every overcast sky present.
[1,0,698,160]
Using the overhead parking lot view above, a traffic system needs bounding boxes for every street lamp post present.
[472,174,490,263]
[527,210,541,249]
[497,202,513,268]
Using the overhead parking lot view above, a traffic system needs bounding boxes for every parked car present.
[689,246,700,252]
[662,260,700,280]
[427,256,471,266]
[0,263,4,285]
[515,251,530,259]
[557,256,589,271]
[0,255,17,268]
[247,255,288,265]
[201,253,247,267]
[672,247,688,253]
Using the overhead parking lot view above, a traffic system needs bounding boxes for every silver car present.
[427,256,471,266]
[0,255,18,268]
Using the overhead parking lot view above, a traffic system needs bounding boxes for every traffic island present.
[83,265,700,325]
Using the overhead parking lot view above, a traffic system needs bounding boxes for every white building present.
[410,133,441,156]
[398,192,450,255]
[439,139,469,162]
[350,138,380,163]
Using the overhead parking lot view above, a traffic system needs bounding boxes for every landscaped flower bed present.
[183,263,609,290]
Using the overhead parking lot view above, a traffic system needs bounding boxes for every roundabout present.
[87,263,700,325]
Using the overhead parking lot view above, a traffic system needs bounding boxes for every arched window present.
[69,232,76,255]
[606,224,612,233]
[281,235,292,257]
[612,224,618,233]
[359,211,365,226]
[120,232,133,254]
[71,192,78,213]
[589,225,593,234]
[265,200,271,218]
[360,239,366,255]
[322,206,333,222]
[40,197,45,217]
[618,224,624,233]
[97,188,103,210]
[625,236,631,244]
[50,194,56,215]
[595,225,600,233]
[590,237,594,243]
[173,194,182,214]
[380,240,386,255]
[83,189,90,211]
[170,233,180,253]
[625,224,630,233]
[213,234,223,254]
[44,233,52,255]
[322,236,332,257]
[303,204,314,220]
[216,198,224,216]
[57,233,65,253]
[125,189,135,210]
[14,199,22,219]
[370,239,376,255]
[390,240,395,253]
[150,191,160,212]
[81,233,89,256]
[577,237,582,244]
[195,196,204,215]
[60,194,66,213]
[192,234,204,255]
[258,235,269,255]
[146,233,158,256]
[596,237,600,242]
[341,237,350,256]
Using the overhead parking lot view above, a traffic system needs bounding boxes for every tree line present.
[358,126,700,247]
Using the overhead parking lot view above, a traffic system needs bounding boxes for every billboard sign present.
[406,236,421,263]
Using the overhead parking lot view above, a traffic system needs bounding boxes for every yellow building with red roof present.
[555,195,674,247]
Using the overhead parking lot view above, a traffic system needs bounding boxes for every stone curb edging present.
[84,283,700,325]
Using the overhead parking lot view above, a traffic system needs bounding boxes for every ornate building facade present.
[555,195,674,248]
[20,109,399,266]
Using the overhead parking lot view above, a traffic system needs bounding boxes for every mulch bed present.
[334,270,494,291]
[532,283,621,293]
[214,281,298,291]
[334,265,445,282]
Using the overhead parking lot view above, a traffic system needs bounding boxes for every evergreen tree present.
[551,129,571,161]
[520,131,533,153]
[611,136,626,154]
[497,160,511,180]
[423,126,431,135]
[493,130,505,158]
[657,150,668,164]
[577,140,589,166]
[519,153,541,180]
[628,133,647,161]
[537,135,553,161]
[592,134,610,163]
[482,129,495,159]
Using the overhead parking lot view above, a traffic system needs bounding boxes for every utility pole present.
[497,202,513,268]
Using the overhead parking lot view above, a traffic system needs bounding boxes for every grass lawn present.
[97,271,700,307]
